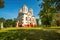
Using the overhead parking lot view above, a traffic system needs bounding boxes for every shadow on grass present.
[0,29,60,40]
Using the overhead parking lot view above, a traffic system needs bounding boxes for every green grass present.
[0,27,60,32]
[0,27,60,40]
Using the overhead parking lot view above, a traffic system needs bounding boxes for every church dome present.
[30,8,33,11]
[23,4,27,8]
[19,8,22,13]
[29,8,33,14]
[22,4,28,13]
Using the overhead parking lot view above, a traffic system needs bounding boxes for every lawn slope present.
[0,27,60,40]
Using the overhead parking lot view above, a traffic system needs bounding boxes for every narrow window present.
[26,17,27,20]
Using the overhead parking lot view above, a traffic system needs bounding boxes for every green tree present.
[36,19,39,26]
[12,18,17,27]
[0,18,17,27]
[0,18,5,27]
[55,13,60,26]
[0,18,5,22]
[0,0,4,8]
[38,0,59,27]
[4,19,13,27]
[52,0,60,12]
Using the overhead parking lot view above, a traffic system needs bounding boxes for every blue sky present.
[0,0,42,19]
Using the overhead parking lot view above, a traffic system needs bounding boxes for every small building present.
[16,5,37,27]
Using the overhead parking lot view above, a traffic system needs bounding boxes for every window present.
[26,17,27,20]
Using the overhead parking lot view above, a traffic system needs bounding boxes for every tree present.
[36,19,39,26]
[4,19,13,27]
[0,0,4,8]
[0,18,5,22]
[52,0,60,12]
[0,18,5,28]
[0,18,17,27]
[12,18,17,27]
[56,20,60,26]
[4,18,17,27]
[38,0,60,27]
[55,13,60,26]
[0,18,5,24]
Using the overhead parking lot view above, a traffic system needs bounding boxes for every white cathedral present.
[16,5,37,27]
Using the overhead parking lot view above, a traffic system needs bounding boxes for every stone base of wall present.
[16,24,37,27]
[16,22,37,27]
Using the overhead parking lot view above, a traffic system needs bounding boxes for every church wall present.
[17,5,37,27]
[22,14,28,25]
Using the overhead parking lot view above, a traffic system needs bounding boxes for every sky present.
[0,0,42,19]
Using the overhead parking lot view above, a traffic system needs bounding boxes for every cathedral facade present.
[16,5,37,27]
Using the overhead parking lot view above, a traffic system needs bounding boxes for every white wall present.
[22,14,28,25]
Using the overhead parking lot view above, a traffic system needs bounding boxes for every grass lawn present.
[0,27,60,32]
[0,27,60,40]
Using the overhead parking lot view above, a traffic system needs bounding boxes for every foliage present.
[0,0,4,8]
[12,18,17,27]
[4,18,17,27]
[38,0,60,27]
[4,19,13,27]
[55,13,60,26]
[0,18,5,27]
[36,19,39,26]
[0,18,5,23]
[56,19,60,26]
[52,0,60,12]
[0,18,17,28]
